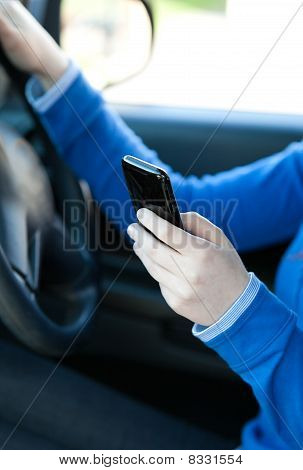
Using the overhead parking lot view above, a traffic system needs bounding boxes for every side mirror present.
[60,0,154,90]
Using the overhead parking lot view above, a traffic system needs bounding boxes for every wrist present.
[36,55,69,91]
[205,271,250,327]
[193,273,261,343]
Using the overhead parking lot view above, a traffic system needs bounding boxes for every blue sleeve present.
[198,281,302,449]
[27,69,303,251]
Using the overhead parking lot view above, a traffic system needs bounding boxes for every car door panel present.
[117,105,303,174]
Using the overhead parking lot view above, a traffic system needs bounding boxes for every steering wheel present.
[0,122,101,356]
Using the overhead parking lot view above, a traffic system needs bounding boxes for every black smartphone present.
[122,155,184,229]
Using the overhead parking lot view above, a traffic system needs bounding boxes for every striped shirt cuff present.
[192,273,261,343]
[25,62,80,114]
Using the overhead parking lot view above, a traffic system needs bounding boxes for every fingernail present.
[137,209,145,220]
[127,225,136,237]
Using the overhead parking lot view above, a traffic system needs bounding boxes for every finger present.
[128,222,180,273]
[134,250,182,291]
[181,212,226,247]
[137,208,196,253]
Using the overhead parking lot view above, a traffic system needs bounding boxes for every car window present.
[62,0,303,115]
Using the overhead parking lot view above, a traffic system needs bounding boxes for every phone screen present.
[122,156,183,228]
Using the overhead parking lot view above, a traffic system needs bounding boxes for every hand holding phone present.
[122,155,184,230]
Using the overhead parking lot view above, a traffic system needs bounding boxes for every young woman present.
[0,1,302,450]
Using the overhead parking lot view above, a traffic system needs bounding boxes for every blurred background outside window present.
[61,0,303,115]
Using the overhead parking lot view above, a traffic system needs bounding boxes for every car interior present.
[0,0,302,448]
